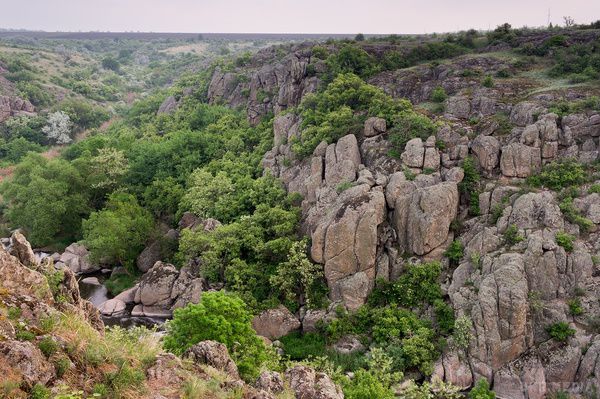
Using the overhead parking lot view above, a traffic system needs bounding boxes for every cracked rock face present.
[393,181,459,256]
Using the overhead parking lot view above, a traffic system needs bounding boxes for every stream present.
[78,272,168,328]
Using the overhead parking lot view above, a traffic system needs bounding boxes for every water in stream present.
[78,273,167,328]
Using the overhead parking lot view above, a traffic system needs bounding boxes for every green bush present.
[444,240,464,264]
[482,75,494,88]
[30,384,51,399]
[82,192,153,269]
[568,298,584,316]
[388,111,438,156]
[430,86,448,103]
[343,369,395,399]
[434,299,455,335]
[326,44,378,79]
[292,73,410,157]
[546,321,575,342]
[163,291,273,380]
[559,196,594,233]
[469,378,496,399]
[369,261,443,308]
[503,224,524,246]
[528,161,587,190]
[555,231,575,252]
[459,157,480,216]
[0,153,90,247]
[279,331,327,360]
[38,337,58,357]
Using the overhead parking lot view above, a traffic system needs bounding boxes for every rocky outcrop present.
[286,365,344,399]
[184,340,240,380]
[99,261,205,318]
[207,45,319,125]
[500,143,541,178]
[393,181,459,256]
[58,243,99,274]
[9,231,38,268]
[0,95,35,123]
[0,341,55,388]
[157,95,178,114]
[252,305,301,340]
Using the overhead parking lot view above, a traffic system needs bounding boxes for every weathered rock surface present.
[184,340,240,379]
[252,305,301,340]
[393,182,459,255]
[59,243,99,274]
[286,365,344,399]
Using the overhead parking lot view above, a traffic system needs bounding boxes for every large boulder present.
[0,340,55,388]
[393,182,459,255]
[310,184,386,309]
[0,248,53,302]
[471,135,500,173]
[500,143,541,178]
[136,240,163,273]
[184,340,240,380]
[9,231,37,268]
[135,261,180,307]
[285,365,344,399]
[364,117,386,137]
[59,243,99,274]
[252,305,301,340]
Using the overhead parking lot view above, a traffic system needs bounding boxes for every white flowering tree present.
[42,111,73,145]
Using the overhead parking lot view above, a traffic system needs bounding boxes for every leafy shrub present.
[482,75,494,87]
[528,161,586,190]
[82,192,153,269]
[568,298,584,316]
[178,204,299,308]
[589,184,600,194]
[0,137,43,163]
[1,153,90,247]
[163,291,273,380]
[559,196,594,232]
[503,224,524,246]
[430,86,447,103]
[101,57,120,72]
[388,110,438,156]
[279,331,327,360]
[546,321,575,342]
[444,240,464,264]
[459,156,481,216]
[369,261,443,308]
[434,299,455,335]
[292,73,410,157]
[326,44,378,79]
[270,238,327,310]
[469,378,496,399]
[343,369,395,399]
[38,337,58,357]
[30,384,51,399]
[555,231,575,252]
[453,315,474,350]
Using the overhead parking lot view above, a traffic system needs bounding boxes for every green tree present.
[163,291,272,380]
[82,192,153,268]
[270,238,327,309]
[1,153,90,247]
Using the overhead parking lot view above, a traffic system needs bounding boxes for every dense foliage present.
[163,291,274,380]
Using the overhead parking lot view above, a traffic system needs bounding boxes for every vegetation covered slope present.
[2,20,600,399]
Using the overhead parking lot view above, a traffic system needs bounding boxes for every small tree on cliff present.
[42,111,73,145]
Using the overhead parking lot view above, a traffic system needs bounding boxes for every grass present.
[53,311,160,398]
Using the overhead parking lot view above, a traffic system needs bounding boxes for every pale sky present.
[0,0,599,34]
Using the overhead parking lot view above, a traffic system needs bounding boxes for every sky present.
[0,0,599,34]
